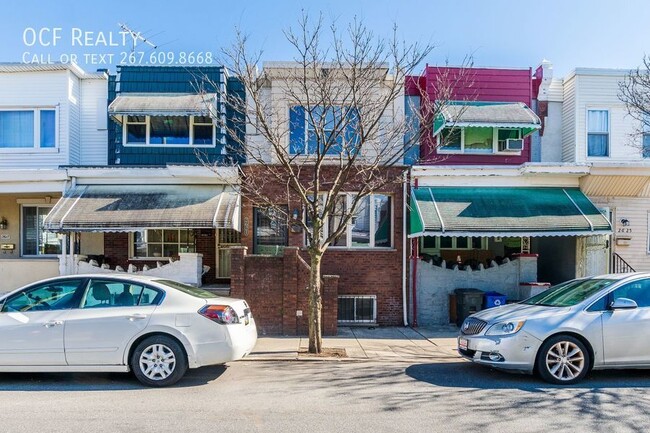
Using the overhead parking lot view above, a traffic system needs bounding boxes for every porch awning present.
[108,94,217,118]
[409,187,611,238]
[43,184,240,232]
[433,102,541,136]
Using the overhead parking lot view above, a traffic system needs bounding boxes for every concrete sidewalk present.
[246,326,461,362]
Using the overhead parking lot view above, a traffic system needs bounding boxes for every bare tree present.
[619,56,650,154]
[202,13,471,353]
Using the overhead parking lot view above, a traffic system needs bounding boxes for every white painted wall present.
[0,259,60,293]
[80,78,108,165]
[540,101,564,162]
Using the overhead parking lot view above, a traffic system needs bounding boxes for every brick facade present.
[103,230,218,285]
[230,246,338,335]
[239,165,405,327]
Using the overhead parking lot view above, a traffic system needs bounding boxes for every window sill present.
[437,150,522,156]
[129,257,174,262]
[0,148,59,154]
[122,143,217,148]
[301,247,397,252]
[20,255,60,259]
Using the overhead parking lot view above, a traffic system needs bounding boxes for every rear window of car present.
[522,278,616,307]
[154,280,218,298]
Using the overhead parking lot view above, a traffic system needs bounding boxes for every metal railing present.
[612,253,635,273]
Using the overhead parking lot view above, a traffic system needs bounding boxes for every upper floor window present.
[0,109,56,149]
[123,115,216,147]
[642,114,650,158]
[438,127,522,154]
[587,110,609,157]
[289,106,360,155]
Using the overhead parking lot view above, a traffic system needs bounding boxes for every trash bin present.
[483,291,507,308]
[454,288,484,326]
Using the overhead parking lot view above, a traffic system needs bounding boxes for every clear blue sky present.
[3,0,649,77]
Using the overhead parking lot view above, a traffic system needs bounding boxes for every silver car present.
[458,273,650,384]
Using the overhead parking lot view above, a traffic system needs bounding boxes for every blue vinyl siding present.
[108,66,245,166]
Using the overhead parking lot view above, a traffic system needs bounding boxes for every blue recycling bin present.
[484,291,507,308]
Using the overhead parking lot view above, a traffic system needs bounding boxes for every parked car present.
[0,274,257,386]
[458,273,650,384]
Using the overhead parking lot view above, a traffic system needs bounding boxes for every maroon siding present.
[411,66,534,165]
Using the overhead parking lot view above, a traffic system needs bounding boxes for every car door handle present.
[44,320,63,328]
[127,314,148,321]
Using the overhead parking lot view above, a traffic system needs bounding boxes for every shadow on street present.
[0,365,227,391]
[406,361,650,390]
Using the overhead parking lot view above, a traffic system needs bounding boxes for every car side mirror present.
[610,297,638,310]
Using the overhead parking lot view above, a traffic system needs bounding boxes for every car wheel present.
[536,335,590,385]
[131,335,188,387]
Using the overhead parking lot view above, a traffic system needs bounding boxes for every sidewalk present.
[245,326,461,362]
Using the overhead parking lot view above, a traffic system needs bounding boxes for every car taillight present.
[198,305,240,324]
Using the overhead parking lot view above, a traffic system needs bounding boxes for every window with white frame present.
[0,109,56,149]
[309,193,392,248]
[587,110,609,157]
[437,127,522,154]
[123,115,216,146]
[21,206,61,256]
[132,229,196,258]
[338,295,376,323]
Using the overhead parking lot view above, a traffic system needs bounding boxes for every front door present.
[64,278,161,365]
[216,229,241,279]
[602,279,650,365]
[585,235,609,277]
[0,278,85,366]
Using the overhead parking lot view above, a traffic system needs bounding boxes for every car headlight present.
[485,320,525,336]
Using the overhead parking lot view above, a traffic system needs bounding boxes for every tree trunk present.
[308,251,323,354]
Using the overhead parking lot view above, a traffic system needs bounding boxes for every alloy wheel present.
[545,341,585,381]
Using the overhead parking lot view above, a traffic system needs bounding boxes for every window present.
[642,114,650,158]
[254,207,288,255]
[289,105,360,155]
[0,109,56,149]
[610,279,650,308]
[338,296,376,323]
[81,279,163,308]
[437,127,521,154]
[22,206,62,256]
[123,115,215,146]
[420,236,486,251]
[1,279,84,312]
[587,110,609,157]
[132,229,195,258]
[317,193,392,249]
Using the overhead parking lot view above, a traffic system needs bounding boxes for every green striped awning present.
[409,187,611,238]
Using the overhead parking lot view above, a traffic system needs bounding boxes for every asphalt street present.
[1,359,649,433]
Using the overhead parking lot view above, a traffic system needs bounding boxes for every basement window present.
[338,295,377,324]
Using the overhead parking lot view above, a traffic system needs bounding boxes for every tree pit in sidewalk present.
[298,347,347,358]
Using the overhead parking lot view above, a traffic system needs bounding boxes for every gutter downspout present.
[412,178,418,328]
[402,170,408,327]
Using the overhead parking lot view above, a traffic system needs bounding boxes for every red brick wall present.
[230,246,338,336]
[103,230,217,284]
[239,165,405,327]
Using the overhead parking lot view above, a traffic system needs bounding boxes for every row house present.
[535,61,650,274]
[0,63,108,290]
[230,62,407,334]
[406,66,611,326]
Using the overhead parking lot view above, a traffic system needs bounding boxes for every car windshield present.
[155,280,220,299]
[522,278,616,307]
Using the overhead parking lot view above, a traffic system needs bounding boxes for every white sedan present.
[0,274,257,386]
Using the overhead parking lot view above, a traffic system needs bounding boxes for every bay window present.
[437,127,522,154]
[123,115,216,146]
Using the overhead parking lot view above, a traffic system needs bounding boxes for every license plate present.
[458,338,468,351]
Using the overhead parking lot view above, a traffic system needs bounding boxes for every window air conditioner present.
[499,138,524,152]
